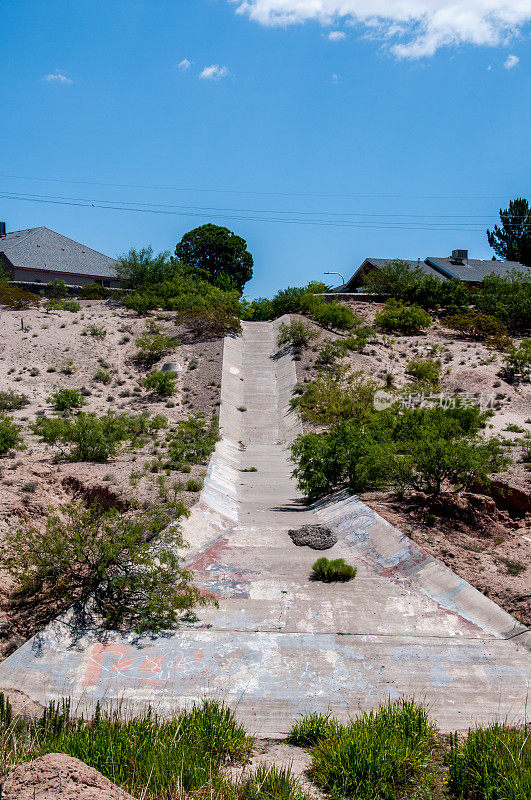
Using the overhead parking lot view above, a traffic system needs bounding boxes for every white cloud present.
[230,1,531,58]
[178,58,193,71]
[332,72,340,82]
[199,64,230,80]
[43,69,72,84]
[328,30,346,40]
[504,53,519,69]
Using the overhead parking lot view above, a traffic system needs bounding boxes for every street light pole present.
[324,271,345,285]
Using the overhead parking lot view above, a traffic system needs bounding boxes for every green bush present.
[405,358,442,386]
[79,283,113,299]
[362,259,470,312]
[0,390,29,411]
[287,712,338,747]
[5,501,216,633]
[443,310,507,340]
[475,269,531,330]
[307,298,359,331]
[45,299,81,313]
[165,413,219,471]
[49,388,86,412]
[33,412,135,462]
[142,370,178,396]
[291,406,507,500]
[447,723,531,800]
[82,323,106,337]
[315,340,348,369]
[48,279,69,298]
[239,296,275,320]
[135,320,177,364]
[311,557,356,582]
[292,371,376,425]
[343,326,374,353]
[0,414,23,455]
[499,338,531,382]
[0,284,40,309]
[277,320,318,348]
[375,299,432,334]
[176,307,241,338]
[310,700,436,800]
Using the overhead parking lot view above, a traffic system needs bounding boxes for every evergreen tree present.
[487,198,531,266]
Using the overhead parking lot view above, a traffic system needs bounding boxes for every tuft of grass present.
[287,712,338,747]
[240,763,312,800]
[499,557,527,576]
[311,557,356,583]
[447,722,531,800]
[310,699,436,800]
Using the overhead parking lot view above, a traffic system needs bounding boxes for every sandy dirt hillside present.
[293,305,530,625]
[0,299,223,655]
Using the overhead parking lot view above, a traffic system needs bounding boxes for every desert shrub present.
[185,478,203,492]
[310,699,436,800]
[93,368,111,383]
[315,340,348,368]
[363,259,470,312]
[60,358,76,374]
[45,299,81,313]
[165,413,219,470]
[405,358,442,386]
[375,299,431,334]
[485,332,514,351]
[79,283,113,299]
[499,338,531,382]
[287,713,338,747]
[33,412,135,462]
[277,320,318,348]
[447,723,531,800]
[311,557,356,582]
[82,323,106,337]
[475,269,531,330]
[0,284,40,309]
[443,310,507,340]
[240,764,311,800]
[48,279,69,298]
[135,320,177,364]
[49,388,86,412]
[5,501,217,633]
[142,370,178,396]
[343,326,374,352]
[307,298,359,331]
[0,390,29,411]
[0,414,23,455]
[176,307,242,338]
[239,296,275,320]
[291,405,506,500]
[270,282,328,318]
[292,371,376,426]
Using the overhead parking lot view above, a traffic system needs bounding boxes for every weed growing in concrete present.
[311,557,356,583]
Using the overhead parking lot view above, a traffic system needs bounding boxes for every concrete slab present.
[0,319,528,735]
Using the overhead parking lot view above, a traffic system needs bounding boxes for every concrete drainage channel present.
[0,319,529,736]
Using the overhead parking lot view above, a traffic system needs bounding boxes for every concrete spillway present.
[0,319,528,736]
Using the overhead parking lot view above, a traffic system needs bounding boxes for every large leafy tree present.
[487,198,531,266]
[175,224,253,292]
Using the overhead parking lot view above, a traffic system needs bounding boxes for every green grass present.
[240,764,312,800]
[309,699,437,799]
[311,557,356,583]
[287,712,338,747]
[447,723,531,799]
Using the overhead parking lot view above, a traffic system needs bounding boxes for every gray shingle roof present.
[0,227,117,279]
[426,257,528,282]
[332,257,446,291]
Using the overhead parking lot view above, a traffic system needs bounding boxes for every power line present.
[0,191,488,231]
[0,172,511,201]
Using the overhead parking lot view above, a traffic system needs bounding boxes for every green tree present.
[487,198,531,266]
[115,247,174,289]
[6,502,215,632]
[175,224,253,292]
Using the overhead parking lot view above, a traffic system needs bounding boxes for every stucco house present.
[333,250,529,292]
[0,224,120,287]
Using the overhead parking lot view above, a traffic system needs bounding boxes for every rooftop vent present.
[0,222,6,238]
[451,249,468,264]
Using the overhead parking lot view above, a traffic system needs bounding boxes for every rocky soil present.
[293,306,530,625]
[0,300,224,656]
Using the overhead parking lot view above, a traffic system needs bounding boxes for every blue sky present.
[1,0,529,297]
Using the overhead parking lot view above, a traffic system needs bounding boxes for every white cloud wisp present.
[178,58,193,71]
[43,70,73,83]
[231,1,531,58]
[504,53,520,68]
[199,64,230,80]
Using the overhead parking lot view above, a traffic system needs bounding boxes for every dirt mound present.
[2,753,135,800]
[0,686,43,719]
[288,524,337,550]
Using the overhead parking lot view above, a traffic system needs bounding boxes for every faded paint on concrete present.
[0,319,528,736]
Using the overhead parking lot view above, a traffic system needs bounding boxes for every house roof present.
[332,255,529,291]
[426,256,528,283]
[0,227,117,279]
[331,257,446,291]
